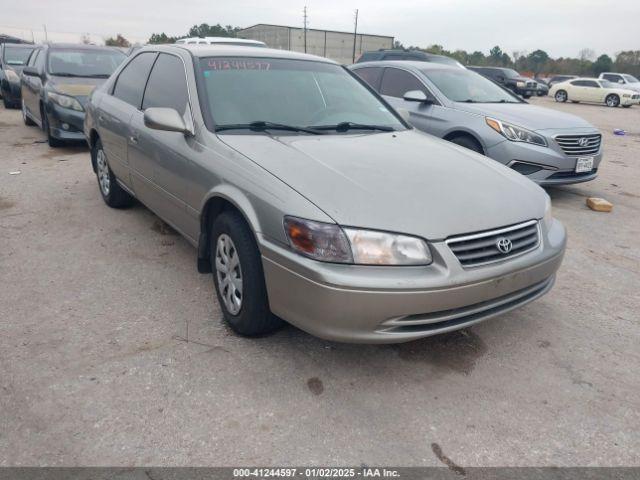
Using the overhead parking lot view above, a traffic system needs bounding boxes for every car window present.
[383,53,406,60]
[380,68,425,98]
[113,52,157,108]
[197,57,404,130]
[3,46,35,66]
[27,49,40,67]
[48,48,125,77]
[422,68,520,103]
[34,49,46,71]
[142,53,189,115]
[623,74,639,83]
[352,67,383,91]
[603,74,621,82]
[584,80,599,88]
[571,80,585,86]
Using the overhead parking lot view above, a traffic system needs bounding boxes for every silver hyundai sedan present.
[350,61,603,186]
[84,45,566,343]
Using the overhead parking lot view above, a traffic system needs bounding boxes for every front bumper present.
[260,218,566,343]
[45,102,86,141]
[0,79,21,104]
[486,129,603,186]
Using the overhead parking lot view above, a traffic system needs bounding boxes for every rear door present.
[21,48,40,116]
[568,80,588,101]
[583,80,603,102]
[100,51,157,189]
[132,52,194,236]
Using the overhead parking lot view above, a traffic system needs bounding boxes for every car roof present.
[176,37,265,45]
[43,43,123,51]
[352,60,461,71]
[142,44,337,64]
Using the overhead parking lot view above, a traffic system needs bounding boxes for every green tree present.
[592,54,613,75]
[148,32,178,44]
[187,23,240,38]
[614,50,640,77]
[105,34,131,48]
[527,49,550,74]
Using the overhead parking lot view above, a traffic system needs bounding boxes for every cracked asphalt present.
[0,97,638,466]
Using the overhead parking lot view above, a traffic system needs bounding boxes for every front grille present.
[555,134,601,157]
[526,81,536,88]
[548,168,598,180]
[447,220,540,267]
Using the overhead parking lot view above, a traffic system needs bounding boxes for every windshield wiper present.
[51,72,110,78]
[308,122,394,132]
[215,121,321,135]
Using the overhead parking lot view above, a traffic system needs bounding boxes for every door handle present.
[129,135,139,144]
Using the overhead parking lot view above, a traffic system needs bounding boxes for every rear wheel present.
[622,105,632,108]
[605,94,620,108]
[211,211,283,336]
[93,138,134,208]
[555,90,568,102]
[448,135,483,154]
[22,100,36,126]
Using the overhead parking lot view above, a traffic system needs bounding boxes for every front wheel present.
[449,135,483,154]
[22,100,36,126]
[42,112,64,147]
[522,94,532,99]
[605,94,620,108]
[555,90,568,103]
[622,104,632,108]
[93,139,134,208]
[211,211,284,336]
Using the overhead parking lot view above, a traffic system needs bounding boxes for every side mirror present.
[22,66,39,77]
[144,107,190,134]
[403,90,432,103]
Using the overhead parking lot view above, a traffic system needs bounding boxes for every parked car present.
[598,72,640,93]
[175,37,266,47]
[546,75,577,87]
[84,45,566,343]
[20,43,126,146]
[467,66,537,98]
[0,43,36,108]
[356,49,464,68]
[533,79,549,96]
[351,61,602,185]
[550,77,639,108]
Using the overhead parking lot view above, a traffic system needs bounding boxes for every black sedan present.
[21,43,125,146]
[0,43,36,108]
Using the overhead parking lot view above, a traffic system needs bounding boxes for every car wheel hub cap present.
[96,149,110,196]
[215,234,243,315]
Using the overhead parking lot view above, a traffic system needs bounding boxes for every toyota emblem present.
[496,237,513,254]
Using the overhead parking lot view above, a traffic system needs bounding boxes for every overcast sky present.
[2,0,638,58]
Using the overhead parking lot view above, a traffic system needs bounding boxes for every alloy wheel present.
[96,148,111,196]
[215,234,243,315]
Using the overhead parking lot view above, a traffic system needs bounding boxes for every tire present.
[605,94,620,108]
[555,90,568,103]
[22,100,36,126]
[42,111,65,147]
[210,211,284,336]
[522,94,532,99]
[537,91,545,97]
[93,138,134,208]
[449,135,483,154]
[571,101,580,103]
[3,96,12,109]
[622,105,632,108]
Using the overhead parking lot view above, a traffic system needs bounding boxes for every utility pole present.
[43,24,48,42]
[352,9,359,63]
[303,6,308,53]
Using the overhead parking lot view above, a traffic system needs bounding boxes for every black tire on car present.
[522,94,532,99]
[622,105,632,108]
[2,96,12,109]
[92,138,134,208]
[22,100,36,126]
[606,94,620,108]
[555,90,568,103]
[210,210,284,336]
[42,110,64,147]
[449,135,483,154]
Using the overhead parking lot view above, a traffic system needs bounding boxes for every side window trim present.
[141,52,192,115]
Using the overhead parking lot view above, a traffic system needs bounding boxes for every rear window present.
[48,48,125,77]
[3,46,35,66]
[113,52,156,107]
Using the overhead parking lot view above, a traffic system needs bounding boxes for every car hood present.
[220,130,546,240]
[48,75,106,97]
[451,102,595,131]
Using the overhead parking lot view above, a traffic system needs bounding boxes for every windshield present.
[623,74,639,83]
[422,68,521,103]
[3,46,35,66]
[198,57,405,132]
[48,48,126,77]
[502,69,521,79]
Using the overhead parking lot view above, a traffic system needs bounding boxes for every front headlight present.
[516,81,525,88]
[5,69,20,83]
[486,117,547,147]
[47,91,84,112]
[284,216,432,265]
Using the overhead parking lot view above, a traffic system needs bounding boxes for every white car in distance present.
[550,78,639,108]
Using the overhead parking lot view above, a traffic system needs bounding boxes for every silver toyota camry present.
[350,61,603,186]
[84,45,566,343]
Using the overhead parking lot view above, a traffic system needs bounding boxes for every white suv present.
[598,72,640,93]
